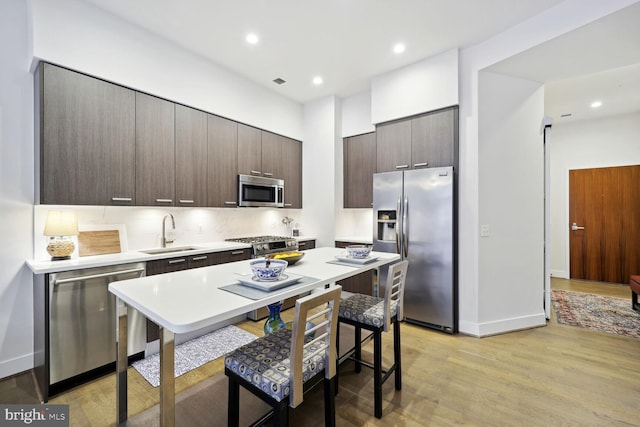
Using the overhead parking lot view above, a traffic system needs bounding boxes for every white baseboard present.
[459,312,547,337]
[0,353,33,380]
[551,269,569,279]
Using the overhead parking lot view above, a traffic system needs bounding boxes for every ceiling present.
[81,0,639,122]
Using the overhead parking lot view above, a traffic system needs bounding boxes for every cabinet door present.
[297,239,315,250]
[261,131,283,179]
[237,124,262,176]
[282,137,302,208]
[145,256,189,276]
[207,115,239,207]
[135,93,175,206]
[376,119,411,173]
[218,248,252,263]
[175,105,207,207]
[40,63,135,205]
[344,132,376,208]
[188,252,219,269]
[411,107,457,168]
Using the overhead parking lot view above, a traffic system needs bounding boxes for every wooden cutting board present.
[78,230,121,257]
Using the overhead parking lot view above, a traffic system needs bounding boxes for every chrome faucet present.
[161,213,175,247]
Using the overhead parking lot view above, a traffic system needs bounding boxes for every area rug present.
[551,290,640,338]
[132,325,258,387]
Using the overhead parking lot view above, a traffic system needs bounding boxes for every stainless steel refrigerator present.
[373,166,457,333]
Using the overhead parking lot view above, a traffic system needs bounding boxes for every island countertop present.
[108,247,399,334]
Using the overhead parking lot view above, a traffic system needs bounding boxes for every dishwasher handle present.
[51,267,145,286]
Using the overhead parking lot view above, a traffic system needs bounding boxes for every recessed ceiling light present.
[393,43,406,54]
[246,33,259,45]
[590,100,603,108]
[312,76,323,85]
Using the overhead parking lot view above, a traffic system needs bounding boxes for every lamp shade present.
[44,211,79,236]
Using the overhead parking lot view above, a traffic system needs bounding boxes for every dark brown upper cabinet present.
[261,130,284,179]
[281,136,302,208]
[38,63,136,205]
[376,106,458,173]
[376,119,412,173]
[135,93,176,206]
[411,107,458,169]
[175,104,208,207]
[344,132,376,208]
[207,114,239,207]
[237,123,262,177]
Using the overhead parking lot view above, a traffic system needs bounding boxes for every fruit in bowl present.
[271,251,305,265]
[250,259,288,281]
[346,245,372,259]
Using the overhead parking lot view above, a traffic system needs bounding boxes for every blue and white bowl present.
[346,245,372,259]
[250,259,288,281]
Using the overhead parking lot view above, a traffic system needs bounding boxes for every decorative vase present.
[263,301,286,335]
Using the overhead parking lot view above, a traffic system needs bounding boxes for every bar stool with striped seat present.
[337,260,408,418]
[225,286,342,427]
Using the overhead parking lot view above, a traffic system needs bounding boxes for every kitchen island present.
[109,246,400,426]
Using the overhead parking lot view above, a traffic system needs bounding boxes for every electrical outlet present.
[197,224,203,234]
[480,224,490,237]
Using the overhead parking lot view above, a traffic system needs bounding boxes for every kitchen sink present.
[139,246,202,255]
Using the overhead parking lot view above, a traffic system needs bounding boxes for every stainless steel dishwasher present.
[47,263,146,389]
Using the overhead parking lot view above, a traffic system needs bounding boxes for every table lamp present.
[44,211,79,260]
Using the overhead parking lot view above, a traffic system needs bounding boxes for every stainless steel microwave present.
[238,174,284,207]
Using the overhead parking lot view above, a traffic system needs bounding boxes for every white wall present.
[549,112,640,278]
[341,91,375,138]
[458,0,639,335]
[302,97,339,247]
[477,71,546,335]
[371,49,459,124]
[30,0,303,140]
[0,0,36,378]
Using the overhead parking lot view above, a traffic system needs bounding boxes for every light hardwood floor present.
[1,278,638,426]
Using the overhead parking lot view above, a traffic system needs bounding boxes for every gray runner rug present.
[132,325,258,387]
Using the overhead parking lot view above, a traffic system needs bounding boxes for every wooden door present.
[261,131,283,179]
[411,107,456,168]
[569,165,640,283]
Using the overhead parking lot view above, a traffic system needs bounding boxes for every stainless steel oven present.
[238,174,284,207]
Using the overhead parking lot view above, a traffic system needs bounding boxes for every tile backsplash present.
[33,205,311,260]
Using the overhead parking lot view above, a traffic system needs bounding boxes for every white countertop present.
[25,241,251,274]
[108,247,399,334]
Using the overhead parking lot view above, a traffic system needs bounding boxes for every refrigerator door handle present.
[403,196,409,257]
[396,197,402,254]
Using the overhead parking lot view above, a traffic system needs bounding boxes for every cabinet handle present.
[250,170,261,175]
[191,255,208,261]
[263,172,273,177]
[111,197,132,202]
[284,203,292,207]
[179,199,194,204]
[155,198,173,203]
[299,242,306,247]
[230,250,245,255]
[395,165,409,169]
[224,201,237,206]
[413,162,428,168]
[168,258,186,264]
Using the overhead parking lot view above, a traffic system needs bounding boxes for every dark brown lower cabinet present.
[335,241,374,296]
[145,248,251,341]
